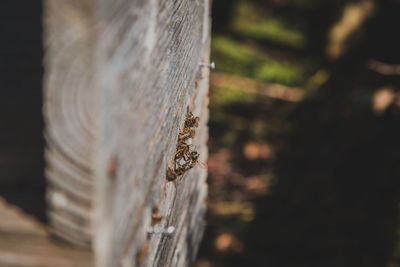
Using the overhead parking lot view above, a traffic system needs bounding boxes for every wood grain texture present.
[43,0,97,247]
[93,0,210,266]
[43,0,210,265]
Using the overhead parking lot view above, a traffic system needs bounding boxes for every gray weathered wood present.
[43,0,97,247]
[43,0,210,266]
[94,0,210,266]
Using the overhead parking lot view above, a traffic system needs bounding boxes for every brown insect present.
[185,106,200,128]
[185,115,200,128]
[178,127,195,142]
[166,106,201,182]
[166,165,187,182]
[177,160,196,173]
[151,207,163,225]
[189,150,207,169]
[184,150,206,170]
[174,143,192,161]
[166,167,178,181]
[188,150,199,163]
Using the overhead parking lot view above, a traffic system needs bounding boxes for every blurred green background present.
[197,0,400,266]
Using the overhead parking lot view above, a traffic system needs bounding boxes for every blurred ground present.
[197,1,400,266]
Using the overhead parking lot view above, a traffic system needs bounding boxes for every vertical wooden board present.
[149,51,210,267]
[94,0,210,266]
[43,0,97,247]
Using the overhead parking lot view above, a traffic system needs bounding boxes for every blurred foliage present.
[231,1,307,49]
[212,36,312,86]
[199,0,400,266]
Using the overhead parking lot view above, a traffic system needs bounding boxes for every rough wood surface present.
[43,0,210,265]
[0,198,93,267]
[43,0,97,247]
[94,0,210,266]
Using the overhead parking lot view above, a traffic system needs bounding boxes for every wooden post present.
[43,0,210,266]
[43,0,97,247]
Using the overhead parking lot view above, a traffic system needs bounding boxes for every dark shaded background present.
[197,0,400,266]
[0,1,45,221]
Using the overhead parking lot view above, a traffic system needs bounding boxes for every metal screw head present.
[199,61,215,70]
[209,61,215,69]
[166,226,175,234]
[148,225,175,235]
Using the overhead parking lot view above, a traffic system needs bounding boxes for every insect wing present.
[197,160,207,169]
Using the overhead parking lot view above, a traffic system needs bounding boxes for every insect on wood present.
[166,106,201,181]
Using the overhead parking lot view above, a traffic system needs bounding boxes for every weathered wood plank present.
[93,0,210,266]
[43,0,97,247]
[43,0,210,265]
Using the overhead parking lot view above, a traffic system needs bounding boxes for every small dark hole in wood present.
[107,156,118,180]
